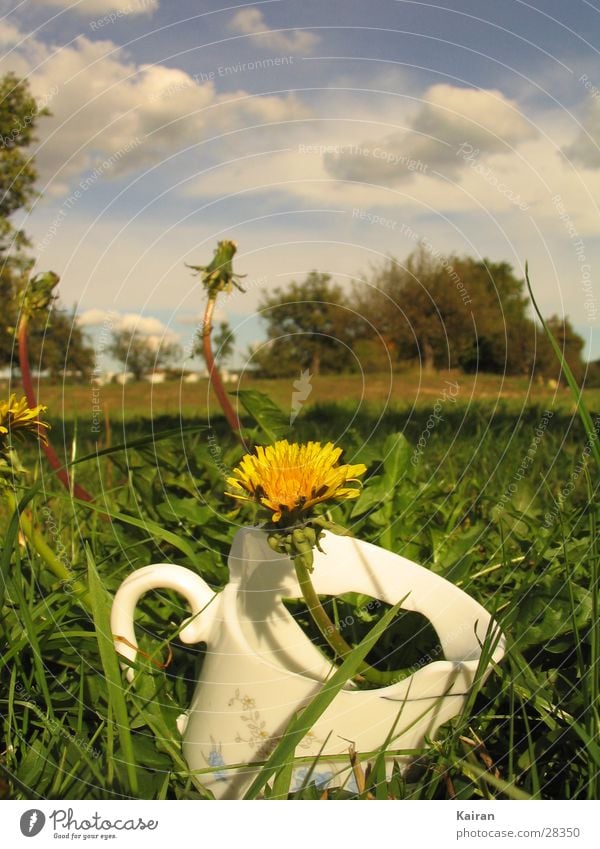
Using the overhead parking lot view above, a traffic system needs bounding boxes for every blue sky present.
[2,0,599,368]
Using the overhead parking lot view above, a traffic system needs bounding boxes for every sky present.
[1,0,599,369]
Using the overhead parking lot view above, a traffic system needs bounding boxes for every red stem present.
[18,315,94,502]
[203,294,242,437]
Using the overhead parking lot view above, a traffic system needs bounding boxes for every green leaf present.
[18,738,49,789]
[512,573,592,651]
[382,432,412,485]
[131,735,173,770]
[235,390,290,442]
[350,476,387,517]
[155,499,214,526]
[350,434,413,520]
[271,757,294,800]
[431,524,483,575]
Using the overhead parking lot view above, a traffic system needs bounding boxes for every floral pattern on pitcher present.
[228,688,275,755]
[292,767,334,793]
[228,688,322,759]
[204,736,227,782]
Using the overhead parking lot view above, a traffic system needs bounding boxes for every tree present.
[533,316,586,383]
[0,72,44,225]
[0,73,94,376]
[356,248,569,376]
[108,329,181,381]
[0,73,96,375]
[357,249,474,372]
[0,72,47,367]
[451,257,534,374]
[585,359,600,388]
[213,321,235,364]
[194,320,235,366]
[253,272,361,377]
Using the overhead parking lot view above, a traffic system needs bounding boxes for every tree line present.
[251,256,589,383]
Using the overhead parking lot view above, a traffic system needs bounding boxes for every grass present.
[3,369,598,426]
[0,369,598,799]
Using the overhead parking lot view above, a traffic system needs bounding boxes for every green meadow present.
[1,371,598,799]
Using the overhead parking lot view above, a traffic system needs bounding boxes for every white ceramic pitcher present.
[111,527,505,799]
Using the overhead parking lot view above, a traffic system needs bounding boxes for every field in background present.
[3,370,598,427]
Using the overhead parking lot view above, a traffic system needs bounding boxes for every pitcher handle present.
[111,564,218,682]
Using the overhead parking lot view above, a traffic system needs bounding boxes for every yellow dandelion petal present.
[0,395,50,446]
[225,439,367,523]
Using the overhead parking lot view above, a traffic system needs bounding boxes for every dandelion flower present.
[0,395,49,446]
[226,440,366,523]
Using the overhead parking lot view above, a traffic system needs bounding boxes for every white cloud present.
[324,85,537,183]
[179,81,600,241]
[118,313,174,336]
[0,22,23,46]
[229,7,319,54]
[32,0,158,18]
[0,24,309,195]
[6,20,597,347]
[77,307,114,326]
[563,98,600,168]
[78,308,179,345]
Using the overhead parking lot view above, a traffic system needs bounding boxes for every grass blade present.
[525,264,600,472]
[0,425,206,600]
[76,499,200,565]
[87,547,138,795]
[243,596,407,799]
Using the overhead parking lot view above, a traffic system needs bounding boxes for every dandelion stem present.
[202,293,242,437]
[17,314,93,502]
[293,554,409,687]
